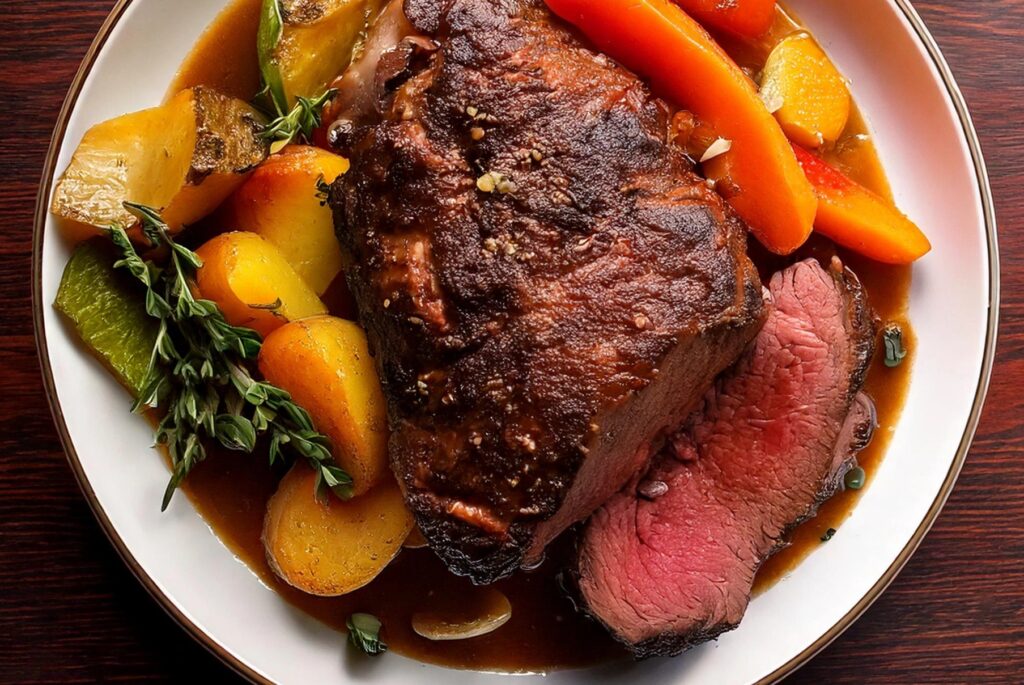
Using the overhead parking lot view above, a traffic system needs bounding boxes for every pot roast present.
[574,259,878,657]
[328,0,765,582]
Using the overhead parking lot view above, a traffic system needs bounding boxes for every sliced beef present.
[328,0,765,583]
[575,259,878,657]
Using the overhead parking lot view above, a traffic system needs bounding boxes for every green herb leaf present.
[214,415,259,452]
[882,323,908,368]
[102,203,350,511]
[260,89,336,154]
[820,528,837,543]
[347,613,388,656]
[256,0,288,116]
[249,298,283,312]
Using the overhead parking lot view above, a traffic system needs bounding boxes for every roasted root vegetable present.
[545,0,816,255]
[259,317,388,496]
[54,239,159,397]
[195,232,327,337]
[221,145,349,294]
[672,0,776,39]
[761,32,851,148]
[263,464,413,596]
[51,87,267,238]
[793,144,931,264]
[261,0,385,106]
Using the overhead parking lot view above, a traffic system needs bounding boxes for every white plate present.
[33,1,998,683]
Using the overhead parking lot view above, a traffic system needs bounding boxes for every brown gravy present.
[170,0,913,672]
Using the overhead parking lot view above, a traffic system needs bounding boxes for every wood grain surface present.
[1,1,1021,682]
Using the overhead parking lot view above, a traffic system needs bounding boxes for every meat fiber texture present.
[575,259,878,657]
[330,0,765,583]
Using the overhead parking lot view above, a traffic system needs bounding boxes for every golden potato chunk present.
[51,87,267,235]
[195,232,327,337]
[276,0,385,103]
[264,464,413,596]
[221,145,349,294]
[259,316,388,496]
[761,33,851,148]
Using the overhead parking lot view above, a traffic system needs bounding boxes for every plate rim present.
[30,1,1000,683]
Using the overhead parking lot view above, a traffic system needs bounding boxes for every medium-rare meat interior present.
[574,258,878,657]
[328,0,765,582]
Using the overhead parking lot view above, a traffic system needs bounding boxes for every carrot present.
[672,0,776,39]
[792,144,931,265]
[545,0,816,255]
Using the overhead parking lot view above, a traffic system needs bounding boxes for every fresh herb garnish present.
[844,466,866,491]
[254,0,336,153]
[256,0,288,116]
[261,89,337,154]
[248,298,283,312]
[820,528,837,542]
[882,323,908,368]
[107,202,352,510]
[347,613,388,656]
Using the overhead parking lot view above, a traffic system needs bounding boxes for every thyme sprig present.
[260,89,337,154]
[108,202,352,510]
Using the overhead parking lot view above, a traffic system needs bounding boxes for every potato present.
[221,145,348,294]
[274,0,385,103]
[264,464,413,596]
[195,232,327,337]
[761,33,851,148]
[259,316,388,495]
[52,87,267,236]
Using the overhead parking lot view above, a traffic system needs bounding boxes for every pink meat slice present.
[575,259,878,657]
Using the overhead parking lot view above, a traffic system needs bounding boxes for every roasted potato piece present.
[195,232,327,337]
[221,145,349,294]
[259,317,388,495]
[761,33,851,148]
[51,87,267,236]
[264,464,413,596]
[274,0,385,103]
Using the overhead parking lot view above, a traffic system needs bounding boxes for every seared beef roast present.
[575,259,877,657]
[329,0,765,583]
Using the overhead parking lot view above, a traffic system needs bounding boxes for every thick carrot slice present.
[672,0,776,39]
[792,144,931,265]
[545,0,816,255]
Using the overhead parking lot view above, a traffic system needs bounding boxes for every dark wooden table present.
[2,1,1021,682]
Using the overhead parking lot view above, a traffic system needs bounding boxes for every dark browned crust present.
[280,0,328,25]
[187,86,267,185]
[577,262,879,659]
[330,0,764,583]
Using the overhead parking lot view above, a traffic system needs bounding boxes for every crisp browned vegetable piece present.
[263,464,413,596]
[274,0,385,103]
[51,87,267,237]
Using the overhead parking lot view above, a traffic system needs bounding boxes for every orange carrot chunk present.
[672,0,777,39]
[545,0,817,255]
[792,144,931,265]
